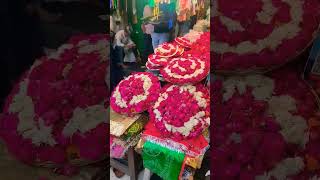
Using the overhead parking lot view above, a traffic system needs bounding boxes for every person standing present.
[141,5,154,63]
[150,2,176,49]
[176,0,192,36]
[110,31,125,90]
[151,22,170,49]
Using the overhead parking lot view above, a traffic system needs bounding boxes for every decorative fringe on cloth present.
[142,134,209,157]
[142,140,185,180]
[140,121,210,158]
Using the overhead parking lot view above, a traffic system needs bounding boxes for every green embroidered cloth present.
[142,141,185,180]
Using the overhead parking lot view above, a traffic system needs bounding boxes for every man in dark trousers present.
[110,31,126,90]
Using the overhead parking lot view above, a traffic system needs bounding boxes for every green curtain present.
[142,141,185,180]
[127,0,177,54]
[125,0,149,54]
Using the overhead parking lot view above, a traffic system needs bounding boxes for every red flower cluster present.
[110,72,161,115]
[149,84,210,141]
[212,0,320,72]
[212,69,318,179]
[188,32,210,62]
[160,56,210,84]
[0,34,109,174]
[147,54,169,67]
[154,43,179,57]
[146,61,161,70]
[174,37,193,48]
[174,46,185,57]
[145,32,210,82]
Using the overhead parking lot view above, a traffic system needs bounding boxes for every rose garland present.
[146,61,161,71]
[145,32,210,76]
[188,32,210,62]
[212,69,318,179]
[184,30,203,43]
[148,54,170,67]
[110,72,161,115]
[174,45,185,57]
[174,37,193,48]
[154,43,179,57]
[0,34,109,175]
[212,0,320,72]
[149,84,210,140]
[160,56,210,84]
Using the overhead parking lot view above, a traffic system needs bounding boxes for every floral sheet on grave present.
[138,121,209,179]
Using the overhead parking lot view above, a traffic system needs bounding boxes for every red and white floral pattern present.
[188,32,210,62]
[154,43,179,57]
[0,34,109,174]
[174,37,193,48]
[147,54,169,67]
[146,61,161,71]
[149,84,210,140]
[212,0,320,71]
[212,69,318,179]
[161,56,209,84]
[110,72,161,115]
[174,46,185,57]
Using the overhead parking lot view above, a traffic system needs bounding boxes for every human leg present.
[180,20,191,36]
[158,33,170,46]
[151,33,160,50]
[145,34,153,54]
[115,46,125,64]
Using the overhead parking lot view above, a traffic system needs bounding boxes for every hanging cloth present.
[191,0,197,16]
[125,0,128,12]
[177,0,192,22]
[116,0,120,19]
[112,0,117,9]
[149,0,155,7]
[160,0,171,3]
[132,0,138,24]
[154,0,160,20]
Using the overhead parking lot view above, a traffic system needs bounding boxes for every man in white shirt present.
[114,28,136,61]
[113,28,139,76]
